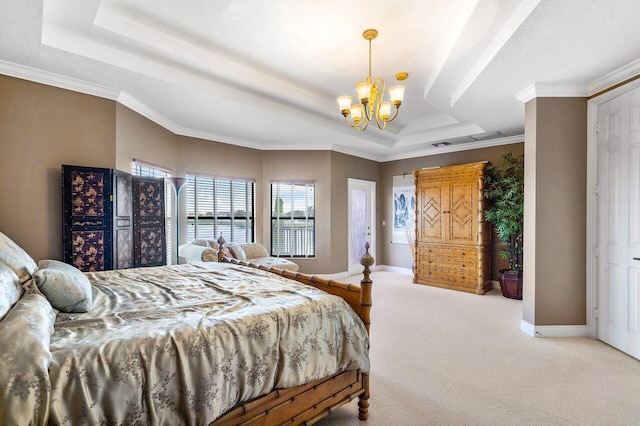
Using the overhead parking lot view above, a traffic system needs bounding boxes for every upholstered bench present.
[178,239,299,272]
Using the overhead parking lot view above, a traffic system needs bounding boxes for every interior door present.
[597,87,640,360]
[348,179,376,275]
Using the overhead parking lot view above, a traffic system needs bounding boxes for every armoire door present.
[113,170,134,269]
[62,165,113,272]
[418,181,446,243]
[447,180,477,245]
[133,176,166,267]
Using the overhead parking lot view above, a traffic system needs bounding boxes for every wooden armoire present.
[62,165,166,272]
[413,162,492,294]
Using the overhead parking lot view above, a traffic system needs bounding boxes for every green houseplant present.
[483,152,524,299]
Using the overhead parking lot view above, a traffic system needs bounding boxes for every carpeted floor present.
[316,271,640,426]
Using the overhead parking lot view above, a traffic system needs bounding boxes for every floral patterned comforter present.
[47,262,369,425]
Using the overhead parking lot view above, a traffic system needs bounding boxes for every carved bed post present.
[217,234,227,262]
[358,242,374,421]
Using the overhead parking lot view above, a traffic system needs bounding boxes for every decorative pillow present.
[242,243,269,260]
[33,260,93,313]
[0,231,37,284]
[226,242,247,261]
[0,292,55,425]
[0,263,23,321]
[191,239,210,247]
[201,248,219,262]
[205,240,220,250]
[220,244,235,260]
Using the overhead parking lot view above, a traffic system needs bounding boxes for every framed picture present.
[392,174,415,244]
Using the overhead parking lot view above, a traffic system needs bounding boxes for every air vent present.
[432,141,451,148]
[469,131,505,141]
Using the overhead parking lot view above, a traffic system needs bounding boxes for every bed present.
[0,231,373,425]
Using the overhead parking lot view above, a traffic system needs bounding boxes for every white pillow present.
[0,231,37,284]
[0,263,23,321]
[33,260,93,313]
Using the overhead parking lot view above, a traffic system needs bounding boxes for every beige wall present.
[523,97,587,326]
[115,104,178,173]
[262,151,334,273]
[1,77,590,329]
[0,75,116,261]
[177,135,264,247]
[379,143,525,278]
[330,152,381,270]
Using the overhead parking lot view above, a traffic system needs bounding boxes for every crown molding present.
[515,83,588,103]
[588,57,640,96]
[0,59,523,163]
[380,134,524,162]
[0,59,120,100]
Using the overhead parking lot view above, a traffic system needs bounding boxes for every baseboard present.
[520,320,589,338]
[372,265,413,275]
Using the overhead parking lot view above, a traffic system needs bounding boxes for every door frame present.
[347,178,376,275]
[587,77,640,339]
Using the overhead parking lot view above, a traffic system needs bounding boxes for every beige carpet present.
[316,271,640,426]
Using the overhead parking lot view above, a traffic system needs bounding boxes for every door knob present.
[634,258,640,261]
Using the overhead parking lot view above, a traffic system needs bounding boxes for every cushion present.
[33,260,93,313]
[201,248,219,262]
[191,239,210,247]
[226,242,247,260]
[179,243,219,263]
[0,231,37,284]
[250,257,300,272]
[241,243,269,260]
[206,240,220,250]
[0,263,23,321]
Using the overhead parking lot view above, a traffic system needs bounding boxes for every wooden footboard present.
[213,238,373,425]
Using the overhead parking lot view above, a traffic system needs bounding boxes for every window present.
[271,182,315,258]
[186,176,254,243]
[132,160,174,264]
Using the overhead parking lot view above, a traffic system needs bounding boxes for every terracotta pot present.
[498,269,523,300]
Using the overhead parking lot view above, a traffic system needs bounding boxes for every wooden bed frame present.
[211,238,374,426]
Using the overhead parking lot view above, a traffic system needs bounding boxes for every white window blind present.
[271,182,315,258]
[186,176,254,243]
[132,161,174,264]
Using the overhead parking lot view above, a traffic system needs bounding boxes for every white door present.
[596,87,640,360]
[348,179,376,275]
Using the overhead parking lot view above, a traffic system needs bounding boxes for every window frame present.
[186,174,255,244]
[270,181,316,258]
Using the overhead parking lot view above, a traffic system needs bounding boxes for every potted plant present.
[483,152,524,299]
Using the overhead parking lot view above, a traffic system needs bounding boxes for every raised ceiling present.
[2,0,640,161]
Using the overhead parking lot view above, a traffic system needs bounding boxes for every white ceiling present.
[2,0,640,161]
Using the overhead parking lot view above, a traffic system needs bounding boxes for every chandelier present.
[337,29,407,131]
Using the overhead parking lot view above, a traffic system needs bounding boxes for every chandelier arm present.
[385,106,401,123]
[343,115,360,128]
[356,119,369,132]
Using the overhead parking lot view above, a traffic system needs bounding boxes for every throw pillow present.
[226,242,246,261]
[33,259,93,313]
[0,263,23,321]
[0,231,37,284]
